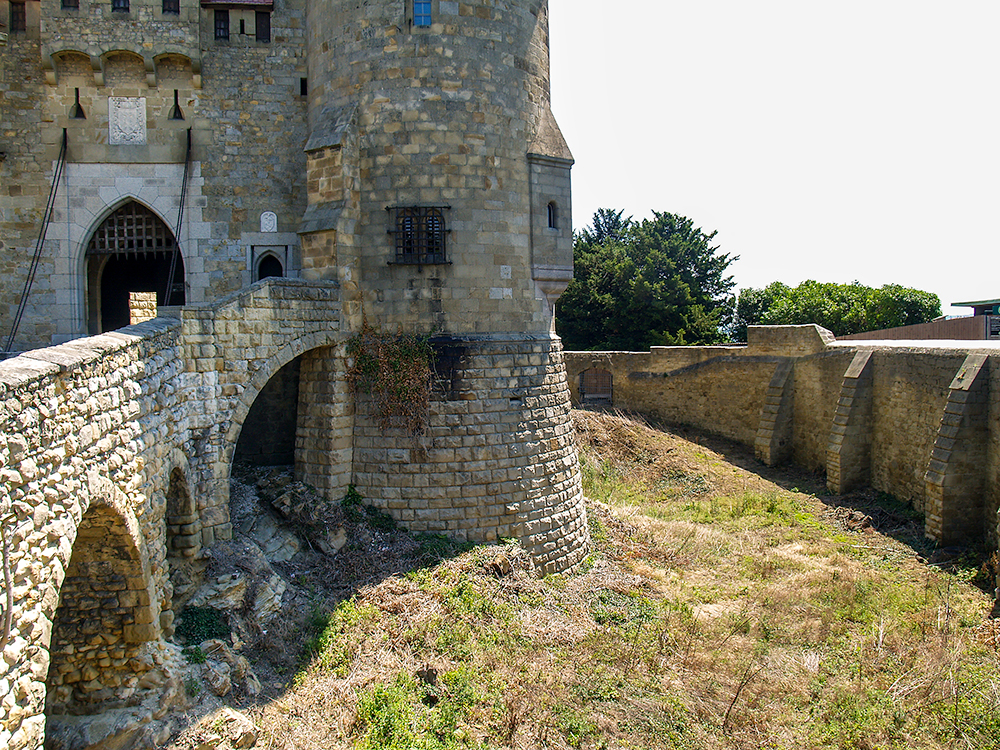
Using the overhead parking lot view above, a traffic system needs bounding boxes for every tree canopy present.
[556,209,737,351]
[730,280,941,340]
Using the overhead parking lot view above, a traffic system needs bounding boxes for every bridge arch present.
[223,331,344,460]
[161,452,202,615]
[45,475,158,717]
[215,330,350,516]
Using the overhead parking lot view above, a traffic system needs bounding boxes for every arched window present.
[547,201,558,229]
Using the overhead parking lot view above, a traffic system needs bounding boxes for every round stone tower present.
[298,0,587,573]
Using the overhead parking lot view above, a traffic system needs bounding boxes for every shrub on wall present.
[346,319,435,433]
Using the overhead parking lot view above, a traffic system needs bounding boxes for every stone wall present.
[565,326,1000,548]
[0,4,52,347]
[0,319,182,750]
[0,279,345,749]
[790,351,854,473]
[566,346,774,447]
[351,333,588,574]
[869,351,957,514]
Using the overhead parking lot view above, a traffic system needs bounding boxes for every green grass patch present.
[175,606,230,645]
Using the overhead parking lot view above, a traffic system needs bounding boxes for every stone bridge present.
[0,278,346,749]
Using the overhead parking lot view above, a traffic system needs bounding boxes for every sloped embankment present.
[170,410,1000,750]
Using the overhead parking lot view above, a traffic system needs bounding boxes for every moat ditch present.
[46,410,1000,749]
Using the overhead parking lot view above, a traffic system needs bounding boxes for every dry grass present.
[230,410,999,749]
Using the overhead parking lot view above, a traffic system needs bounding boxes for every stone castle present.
[0,1,590,747]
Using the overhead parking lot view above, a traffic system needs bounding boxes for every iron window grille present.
[62,0,80,10]
[387,206,450,265]
[162,0,179,14]
[214,9,229,39]
[112,0,129,11]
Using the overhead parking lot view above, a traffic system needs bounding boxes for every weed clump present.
[175,606,230,645]
[341,484,397,532]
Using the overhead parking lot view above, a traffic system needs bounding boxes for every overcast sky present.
[547,0,999,315]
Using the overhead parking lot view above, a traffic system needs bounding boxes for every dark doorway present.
[257,254,284,281]
[580,368,613,403]
[234,357,302,466]
[86,202,186,333]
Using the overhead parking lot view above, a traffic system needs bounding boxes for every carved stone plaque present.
[109,97,147,145]
[260,212,278,232]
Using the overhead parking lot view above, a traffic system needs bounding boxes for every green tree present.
[557,209,736,350]
[730,280,941,340]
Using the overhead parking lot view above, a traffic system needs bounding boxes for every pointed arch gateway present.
[85,201,186,333]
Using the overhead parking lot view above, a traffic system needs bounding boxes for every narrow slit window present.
[299,77,308,96]
[169,89,184,120]
[547,201,558,229]
[70,88,86,119]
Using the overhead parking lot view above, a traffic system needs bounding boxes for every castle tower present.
[297,0,588,572]
[300,0,574,331]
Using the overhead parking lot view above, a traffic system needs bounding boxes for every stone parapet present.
[565,332,1000,550]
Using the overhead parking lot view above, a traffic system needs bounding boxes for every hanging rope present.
[0,514,13,651]
[164,128,191,306]
[4,129,68,355]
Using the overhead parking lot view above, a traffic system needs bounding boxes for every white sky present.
[547,0,999,316]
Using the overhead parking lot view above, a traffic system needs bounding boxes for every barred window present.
[413,0,431,26]
[62,0,80,10]
[10,1,26,31]
[214,9,229,39]
[387,206,450,265]
[162,0,179,14]
[255,10,270,42]
[112,0,129,11]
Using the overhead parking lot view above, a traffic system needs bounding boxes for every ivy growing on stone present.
[346,319,435,434]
